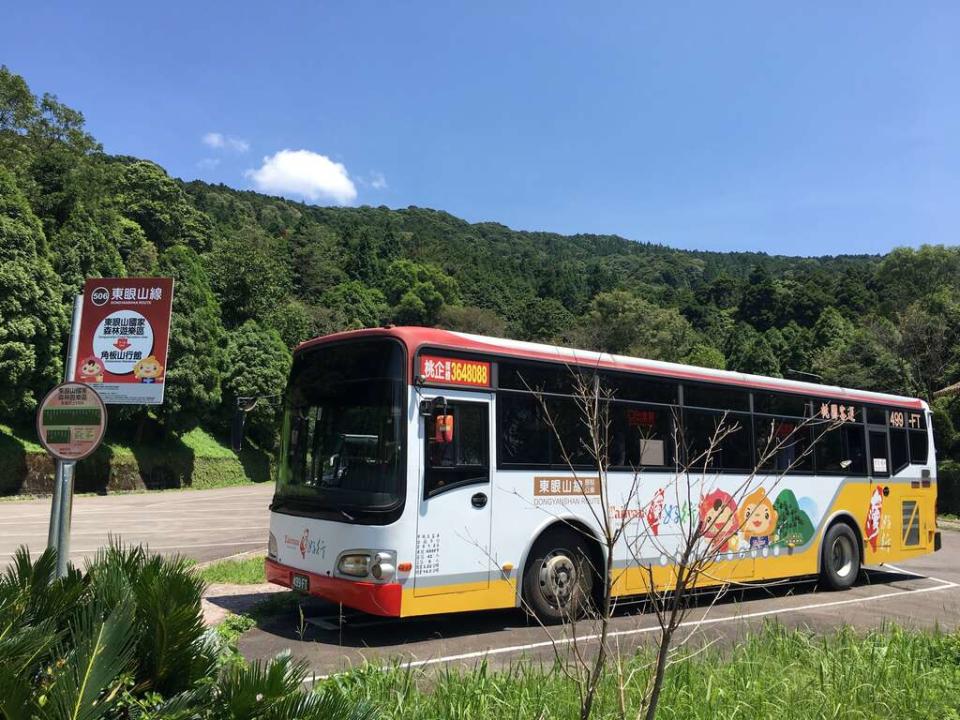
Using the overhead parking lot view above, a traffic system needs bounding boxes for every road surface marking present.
[306,575,959,682]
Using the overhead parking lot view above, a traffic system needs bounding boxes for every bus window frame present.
[414,345,925,479]
[424,400,491,499]
[272,336,409,526]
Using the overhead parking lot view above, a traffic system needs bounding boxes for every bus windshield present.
[273,339,406,522]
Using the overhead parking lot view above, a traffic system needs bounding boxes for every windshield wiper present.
[339,509,356,522]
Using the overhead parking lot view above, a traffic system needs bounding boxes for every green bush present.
[0,543,371,720]
[939,461,960,515]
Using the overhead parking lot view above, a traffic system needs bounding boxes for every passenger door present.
[414,393,494,597]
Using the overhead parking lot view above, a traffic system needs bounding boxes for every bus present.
[263,327,940,621]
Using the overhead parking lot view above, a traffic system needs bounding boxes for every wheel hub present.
[831,535,854,578]
[539,553,577,606]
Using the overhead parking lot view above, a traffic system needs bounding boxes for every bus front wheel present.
[819,522,861,591]
[522,529,595,623]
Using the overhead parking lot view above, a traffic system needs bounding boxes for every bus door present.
[414,392,494,597]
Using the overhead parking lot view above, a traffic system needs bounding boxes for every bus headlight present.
[371,551,396,581]
[337,553,371,577]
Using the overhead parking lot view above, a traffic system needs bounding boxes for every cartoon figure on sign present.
[77,356,105,384]
[646,487,665,536]
[699,490,738,553]
[740,488,778,549]
[133,355,164,383]
[299,529,309,559]
[864,485,885,552]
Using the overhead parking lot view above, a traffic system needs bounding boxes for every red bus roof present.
[296,326,926,411]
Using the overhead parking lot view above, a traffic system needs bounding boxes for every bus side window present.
[682,409,752,471]
[497,393,550,466]
[869,431,890,477]
[610,403,675,468]
[909,430,928,465]
[754,417,813,472]
[425,402,489,497]
[816,425,866,475]
[890,429,908,474]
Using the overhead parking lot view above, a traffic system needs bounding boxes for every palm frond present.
[44,603,136,720]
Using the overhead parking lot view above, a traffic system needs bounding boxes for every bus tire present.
[819,522,860,591]
[522,528,596,623]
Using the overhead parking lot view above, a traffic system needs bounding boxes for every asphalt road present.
[0,484,273,567]
[235,529,960,678]
[4,486,957,678]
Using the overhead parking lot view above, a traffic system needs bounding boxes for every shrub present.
[0,543,370,720]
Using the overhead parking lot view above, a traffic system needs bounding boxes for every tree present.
[517,297,575,342]
[222,321,291,450]
[0,168,65,417]
[289,221,346,302]
[157,246,226,431]
[896,291,960,399]
[437,305,507,336]
[812,315,907,394]
[874,245,960,312]
[319,281,387,329]
[683,343,726,369]
[205,225,290,328]
[48,204,125,298]
[111,160,213,252]
[737,266,782,331]
[576,291,698,360]
[522,371,840,720]
[382,259,460,325]
[725,323,781,376]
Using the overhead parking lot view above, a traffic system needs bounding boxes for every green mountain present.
[2,65,959,475]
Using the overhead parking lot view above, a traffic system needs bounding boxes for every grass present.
[323,624,960,719]
[199,554,267,585]
[0,422,272,496]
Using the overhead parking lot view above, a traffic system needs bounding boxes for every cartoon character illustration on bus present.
[77,356,105,384]
[133,355,164,383]
[699,489,739,553]
[864,485,885,552]
[299,528,310,559]
[772,489,815,548]
[646,487,665,536]
[740,488,778,549]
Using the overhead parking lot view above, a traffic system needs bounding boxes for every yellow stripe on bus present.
[399,483,937,617]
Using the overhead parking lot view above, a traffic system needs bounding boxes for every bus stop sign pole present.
[46,294,83,576]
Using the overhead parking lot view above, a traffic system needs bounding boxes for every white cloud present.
[245,149,357,205]
[202,132,249,153]
[370,171,388,190]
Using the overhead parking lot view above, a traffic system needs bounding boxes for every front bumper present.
[265,558,402,617]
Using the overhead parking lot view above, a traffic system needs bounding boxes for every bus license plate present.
[292,574,309,591]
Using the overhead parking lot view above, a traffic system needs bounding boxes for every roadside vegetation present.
[1,540,957,719]
[0,423,270,496]
[330,624,960,719]
[199,554,267,585]
[0,543,371,720]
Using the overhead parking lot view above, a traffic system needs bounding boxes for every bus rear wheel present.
[522,529,595,623]
[819,522,860,591]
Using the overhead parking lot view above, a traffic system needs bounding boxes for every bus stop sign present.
[36,382,107,461]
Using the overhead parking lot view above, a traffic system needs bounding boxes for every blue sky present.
[6,2,958,255]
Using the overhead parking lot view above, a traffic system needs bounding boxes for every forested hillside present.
[2,66,960,485]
